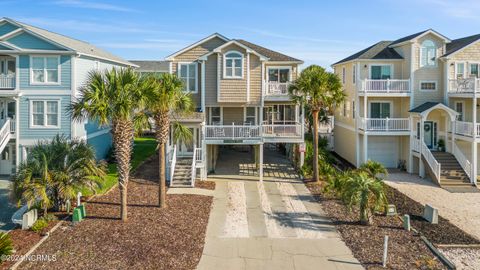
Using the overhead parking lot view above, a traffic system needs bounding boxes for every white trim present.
[222,50,244,79]
[201,60,205,112]
[368,100,393,118]
[0,28,23,41]
[368,63,394,79]
[419,80,438,91]
[389,29,451,48]
[243,106,257,125]
[0,41,20,51]
[165,33,229,60]
[266,66,293,83]
[331,59,403,68]
[212,40,269,60]
[208,106,223,124]
[442,38,480,59]
[217,53,220,102]
[246,53,250,102]
[419,39,438,68]
[29,99,61,129]
[454,61,467,79]
[86,128,111,139]
[177,61,198,93]
[29,55,61,85]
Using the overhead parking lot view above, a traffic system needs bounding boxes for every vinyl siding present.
[334,125,356,165]
[222,107,244,125]
[205,54,218,106]
[18,95,72,141]
[7,32,65,50]
[87,132,112,160]
[0,22,19,36]
[173,37,226,62]
[218,44,248,103]
[19,55,71,90]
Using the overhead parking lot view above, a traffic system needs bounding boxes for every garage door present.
[368,137,398,168]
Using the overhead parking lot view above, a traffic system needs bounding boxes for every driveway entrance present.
[197,148,362,270]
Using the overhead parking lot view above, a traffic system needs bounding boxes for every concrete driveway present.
[0,178,17,231]
[197,148,362,270]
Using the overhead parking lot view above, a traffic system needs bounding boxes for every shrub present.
[0,232,13,262]
[324,170,350,197]
[31,218,49,233]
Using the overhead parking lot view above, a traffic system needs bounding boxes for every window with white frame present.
[352,65,356,84]
[370,65,391,79]
[456,62,465,79]
[470,63,479,78]
[224,51,243,78]
[178,63,197,92]
[31,100,60,128]
[455,102,464,121]
[31,56,60,84]
[268,68,290,83]
[210,107,221,124]
[420,81,437,91]
[245,107,256,124]
[420,40,436,67]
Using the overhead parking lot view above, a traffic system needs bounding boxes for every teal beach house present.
[0,17,135,176]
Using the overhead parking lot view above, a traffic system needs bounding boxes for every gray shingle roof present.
[235,39,303,62]
[409,102,440,113]
[332,41,403,66]
[389,30,430,46]
[129,60,169,72]
[444,34,480,57]
[4,18,133,66]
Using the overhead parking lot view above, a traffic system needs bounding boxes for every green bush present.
[0,232,13,262]
[31,218,49,233]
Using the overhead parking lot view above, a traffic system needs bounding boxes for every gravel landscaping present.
[305,181,446,270]
[439,247,480,270]
[16,156,213,270]
[195,180,216,190]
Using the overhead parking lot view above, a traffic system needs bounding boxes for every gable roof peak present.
[389,29,450,47]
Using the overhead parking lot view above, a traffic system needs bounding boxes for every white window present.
[352,100,356,119]
[30,100,60,128]
[342,67,346,83]
[470,63,479,78]
[370,102,391,118]
[420,40,436,67]
[455,102,464,121]
[178,63,197,92]
[210,107,221,124]
[343,102,347,117]
[456,62,465,79]
[244,107,256,125]
[420,81,437,91]
[352,65,356,84]
[31,56,60,84]
[370,65,392,79]
[268,68,290,83]
[224,51,243,79]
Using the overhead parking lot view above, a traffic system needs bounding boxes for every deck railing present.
[205,124,261,139]
[359,118,410,131]
[266,82,290,95]
[262,124,302,137]
[191,144,196,187]
[169,145,177,183]
[448,78,480,93]
[421,140,442,183]
[361,79,410,93]
[0,119,11,152]
[453,141,472,181]
[0,74,15,89]
[411,136,421,153]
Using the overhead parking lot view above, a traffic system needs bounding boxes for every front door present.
[423,121,435,149]
[0,145,12,175]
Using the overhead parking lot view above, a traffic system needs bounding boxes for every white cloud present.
[52,0,136,12]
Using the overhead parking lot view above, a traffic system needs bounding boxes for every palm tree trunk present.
[112,120,134,222]
[159,142,166,208]
[312,109,319,182]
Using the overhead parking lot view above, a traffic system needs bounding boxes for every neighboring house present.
[332,29,480,188]
[0,17,134,176]
[163,33,305,186]
[129,60,169,76]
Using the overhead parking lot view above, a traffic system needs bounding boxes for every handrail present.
[0,119,11,149]
[411,136,421,153]
[265,81,290,95]
[262,123,302,137]
[359,117,410,131]
[453,141,472,181]
[421,141,441,184]
[448,78,480,93]
[361,79,410,93]
[169,145,177,185]
[0,74,15,89]
[191,144,196,187]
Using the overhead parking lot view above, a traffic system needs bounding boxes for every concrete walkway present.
[197,148,362,270]
[0,178,17,231]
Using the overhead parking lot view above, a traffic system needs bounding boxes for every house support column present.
[408,115,414,173]
[363,134,368,164]
[472,141,477,185]
[259,143,264,182]
[419,116,425,178]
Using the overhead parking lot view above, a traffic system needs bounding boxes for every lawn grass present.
[82,137,158,197]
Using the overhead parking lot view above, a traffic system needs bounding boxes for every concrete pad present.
[237,238,273,260]
[196,255,245,270]
[203,238,239,258]
[167,187,214,196]
[245,257,295,270]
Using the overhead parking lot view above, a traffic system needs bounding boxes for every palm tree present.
[12,135,105,215]
[342,172,388,225]
[359,160,388,180]
[70,68,149,221]
[144,73,193,208]
[0,232,13,261]
[289,65,345,182]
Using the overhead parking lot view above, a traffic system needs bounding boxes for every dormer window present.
[224,51,243,79]
[420,40,436,67]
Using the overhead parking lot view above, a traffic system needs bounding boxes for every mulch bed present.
[14,156,213,270]
[306,181,446,270]
[195,181,216,190]
[386,185,479,245]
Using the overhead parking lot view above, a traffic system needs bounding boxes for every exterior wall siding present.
[87,132,112,160]
[218,44,248,103]
[19,55,71,90]
[0,22,18,36]
[7,32,65,50]
[222,107,244,125]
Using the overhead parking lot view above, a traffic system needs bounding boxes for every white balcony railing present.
[0,74,15,89]
[454,121,480,137]
[359,118,410,131]
[0,119,12,151]
[266,82,290,95]
[361,79,410,94]
[411,136,421,153]
[422,140,442,183]
[263,124,302,137]
[205,125,261,139]
[448,78,480,94]
[453,141,472,181]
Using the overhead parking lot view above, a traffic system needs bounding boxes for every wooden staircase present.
[170,158,193,187]
[432,152,473,188]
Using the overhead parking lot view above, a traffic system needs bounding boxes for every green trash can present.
[73,208,82,223]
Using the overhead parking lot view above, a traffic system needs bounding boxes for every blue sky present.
[3,0,480,68]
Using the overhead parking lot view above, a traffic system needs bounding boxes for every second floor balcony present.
[359,117,410,133]
[204,122,302,142]
[448,78,480,95]
[265,81,291,101]
[360,79,410,96]
[0,74,15,90]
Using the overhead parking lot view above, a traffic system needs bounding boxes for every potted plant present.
[438,139,445,152]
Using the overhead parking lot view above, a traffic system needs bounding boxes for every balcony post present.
[474,97,477,137]
[259,143,264,182]
[408,116,414,173]
[386,117,389,131]
[451,120,456,153]
[472,141,477,185]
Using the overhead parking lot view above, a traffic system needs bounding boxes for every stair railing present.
[191,144,196,187]
[170,145,177,186]
[421,141,441,184]
[453,141,472,181]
